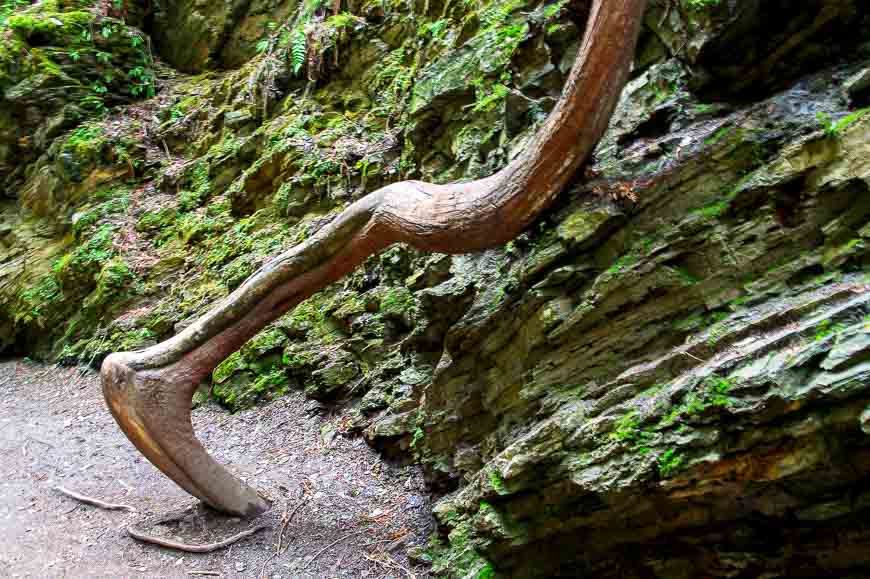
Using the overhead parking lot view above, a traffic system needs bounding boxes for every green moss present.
[73,190,129,235]
[380,286,415,317]
[282,346,317,370]
[242,327,288,357]
[83,257,135,309]
[15,275,62,326]
[220,257,255,289]
[478,563,496,579]
[333,293,367,319]
[64,125,105,157]
[7,10,94,40]
[813,319,846,342]
[53,224,116,285]
[213,351,245,384]
[487,467,509,495]
[671,266,701,286]
[213,367,290,411]
[137,207,178,241]
[605,252,639,276]
[426,519,495,577]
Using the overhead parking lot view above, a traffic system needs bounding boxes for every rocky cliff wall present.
[1,0,869,576]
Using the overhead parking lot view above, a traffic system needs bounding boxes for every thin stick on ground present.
[187,572,221,577]
[278,498,307,555]
[300,529,370,572]
[55,486,136,512]
[364,551,415,579]
[259,497,308,578]
[128,523,269,553]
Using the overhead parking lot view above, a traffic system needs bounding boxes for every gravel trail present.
[0,360,432,578]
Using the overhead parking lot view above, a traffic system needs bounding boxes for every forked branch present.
[101,0,648,517]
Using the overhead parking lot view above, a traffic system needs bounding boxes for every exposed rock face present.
[153,0,299,72]
[414,61,870,576]
[1,0,869,576]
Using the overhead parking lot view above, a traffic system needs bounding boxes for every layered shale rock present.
[1,0,869,576]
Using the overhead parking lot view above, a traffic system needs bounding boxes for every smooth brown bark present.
[102,0,648,517]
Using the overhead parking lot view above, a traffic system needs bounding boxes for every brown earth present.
[0,360,433,578]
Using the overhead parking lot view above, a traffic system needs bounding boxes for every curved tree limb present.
[101,0,648,517]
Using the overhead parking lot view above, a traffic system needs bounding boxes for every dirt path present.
[0,360,433,578]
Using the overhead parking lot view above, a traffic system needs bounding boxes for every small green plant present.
[290,28,306,75]
[704,125,734,147]
[816,108,869,139]
[127,66,155,97]
[541,0,567,20]
[605,252,639,276]
[472,82,509,113]
[478,563,496,579]
[685,0,721,10]
[610,411,655,449]
[411,427,424,449]
[658,448,684,477]
[813,319,846,341]
[660,376,735,426]
[487,468,508,495]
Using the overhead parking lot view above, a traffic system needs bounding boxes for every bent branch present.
[101,0,648,517]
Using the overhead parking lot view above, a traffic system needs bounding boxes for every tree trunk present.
[101,0,649,517]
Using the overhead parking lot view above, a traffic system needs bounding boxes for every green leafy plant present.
[685,0,721,10]
[817,109,869,139]
[658,448,684,477]
[127,66,154,97]
[290,28,306,75]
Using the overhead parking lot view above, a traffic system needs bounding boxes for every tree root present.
[128,522,269,553]
[54,486,135,512]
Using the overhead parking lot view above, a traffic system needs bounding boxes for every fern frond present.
[291,29,307,76]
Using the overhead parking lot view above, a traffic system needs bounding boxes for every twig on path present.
[55,486,136,512]
[278,499,307,554]
[128,524,269,553]
[364,551,416,579]
[300,529,370,572]
[188,571,222,577]
[259,497,308,578]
